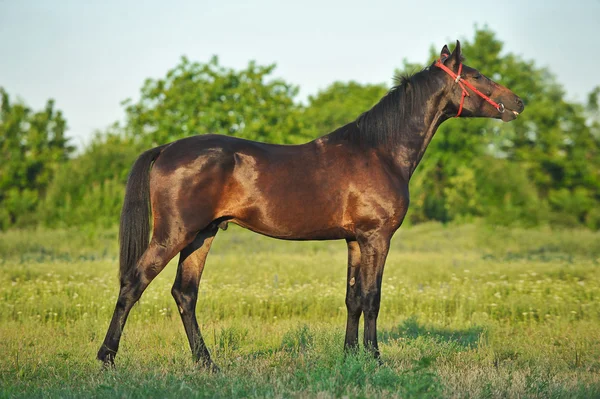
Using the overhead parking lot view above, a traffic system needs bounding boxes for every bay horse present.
[98,41,524,369]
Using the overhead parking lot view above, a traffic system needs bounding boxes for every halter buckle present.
[497,103,505,113]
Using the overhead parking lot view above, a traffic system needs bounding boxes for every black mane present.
[328,66,443,147]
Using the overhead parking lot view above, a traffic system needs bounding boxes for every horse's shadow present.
[380,316,485,349]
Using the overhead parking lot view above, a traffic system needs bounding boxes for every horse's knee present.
[345,294,362,316]
[171,285,195,311]
[346,302,362,317]
[171,285,184,305]
[361,290,381,320]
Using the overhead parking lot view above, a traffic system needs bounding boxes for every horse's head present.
[435,41,524,121]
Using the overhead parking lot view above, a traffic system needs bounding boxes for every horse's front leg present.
[344,240,362,351]
[357,232,391,359]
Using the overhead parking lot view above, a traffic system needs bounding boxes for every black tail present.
[119,144,167,284]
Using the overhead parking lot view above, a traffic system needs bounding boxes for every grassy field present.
[1,223,599,398]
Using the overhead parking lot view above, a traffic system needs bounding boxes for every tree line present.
[1,28,599,231]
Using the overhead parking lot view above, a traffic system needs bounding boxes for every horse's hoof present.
[97,346,116,369]
[101,360,116,371]
[98,355,116,370]
[198,359,220,373]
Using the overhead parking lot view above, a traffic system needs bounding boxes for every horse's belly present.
[229,217,351,241]
[225,195,351,240]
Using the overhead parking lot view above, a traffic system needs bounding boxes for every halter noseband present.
[434,58,505,117]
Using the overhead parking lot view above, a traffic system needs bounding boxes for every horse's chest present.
[348,181,409,229]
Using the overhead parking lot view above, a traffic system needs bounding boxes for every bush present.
[473,157,548,227]
[39,133,141,227]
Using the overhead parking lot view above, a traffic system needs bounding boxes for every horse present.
[97,41,525,369]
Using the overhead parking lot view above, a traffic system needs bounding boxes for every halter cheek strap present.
[434,59,505,117]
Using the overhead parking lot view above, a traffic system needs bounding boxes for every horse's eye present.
[473,74,482,80]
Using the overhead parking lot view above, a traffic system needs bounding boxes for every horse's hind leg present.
[97,237,185,366]
[171,224,218,370]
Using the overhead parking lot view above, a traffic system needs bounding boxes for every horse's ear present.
[440,44,451,61]
[453,40,462,59]
[445,40,462,69]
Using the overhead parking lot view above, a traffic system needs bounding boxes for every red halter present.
[434,59,505,117]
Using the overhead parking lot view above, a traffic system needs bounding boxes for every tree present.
[301,81,388,137]
[40,128,141,227]
[123,56,309,146]
[0,89,73,229]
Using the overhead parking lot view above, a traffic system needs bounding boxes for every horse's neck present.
[386,102,449,182]
[317,72,451,181]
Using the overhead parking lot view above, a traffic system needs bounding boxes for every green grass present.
[1,222,599,397]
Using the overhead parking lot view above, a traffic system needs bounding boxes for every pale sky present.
[1,0,599,148]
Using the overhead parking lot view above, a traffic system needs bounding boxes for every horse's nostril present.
[516,97,523,106]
